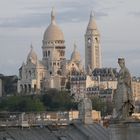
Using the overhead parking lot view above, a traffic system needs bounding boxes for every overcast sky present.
[0,0,140,76]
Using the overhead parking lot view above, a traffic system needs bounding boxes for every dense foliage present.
[1,75,18,96]
[0,89,113,115]
[0,96,45,112]
[41,89,77,111]
[0,89,77,112]
[91,96,113,116]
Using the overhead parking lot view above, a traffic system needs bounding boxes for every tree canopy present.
[0,96,45,112]
[41,89,77,111]
[0,89,113,115]
[0,89,77,112]
[91,96,113,116]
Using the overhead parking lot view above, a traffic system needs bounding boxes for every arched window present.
[57,70,61,75]
[60,51,64,56]
[20,85,23,93]
[48,51,50,56]
[43,52,45,57]
[34,84,37,92]
[29,70,31,76]
[88,38,91,43]
[95,37,99,43]
[24,84,27,93]
[28,84,31,92]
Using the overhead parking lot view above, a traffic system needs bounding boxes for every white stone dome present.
[71,43,81,62]
[43,24,64,41]
[43,8,64,42]
[27,45,38,64]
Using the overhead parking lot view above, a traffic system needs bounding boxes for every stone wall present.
[109,122,140,140]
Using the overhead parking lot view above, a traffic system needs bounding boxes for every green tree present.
[0,96,45,112]
[91,96,106,116]
[42,89,77,111]
[91,96,114,116]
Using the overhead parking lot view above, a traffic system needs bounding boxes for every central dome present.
[43,9,64,42]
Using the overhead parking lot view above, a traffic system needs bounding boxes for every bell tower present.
[85,12,101,72]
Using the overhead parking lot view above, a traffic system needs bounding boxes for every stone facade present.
[132,77,140,112]
[71,67,140,102]
[132,77,140,101]
[17,47,47,94]
[71,68,118,101]
[78,97,93,124]
[17,9,84,94]
[109,122,140,140]
[17,8,140,105]
[71,75,95,100]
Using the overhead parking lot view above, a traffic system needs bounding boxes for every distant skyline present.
[0,0,140,76]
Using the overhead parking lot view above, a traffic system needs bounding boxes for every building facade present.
[17,8,140,105]
[71,67,140,102]
[17,9,83,94]
[132,77,140,101]
[71,68,118,101]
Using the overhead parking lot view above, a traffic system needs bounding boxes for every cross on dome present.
[51,7,56,24]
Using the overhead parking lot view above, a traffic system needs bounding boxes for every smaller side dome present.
[71,43,81,62]
[27,45,38,64]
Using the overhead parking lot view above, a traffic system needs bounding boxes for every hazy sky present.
[0,0,140,76]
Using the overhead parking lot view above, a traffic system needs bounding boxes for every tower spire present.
[30,43,33,50]
[90,11,94,19]
[87,10,97,30]
[51,7,56,24]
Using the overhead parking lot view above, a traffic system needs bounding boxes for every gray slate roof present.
[0,123,109,140]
